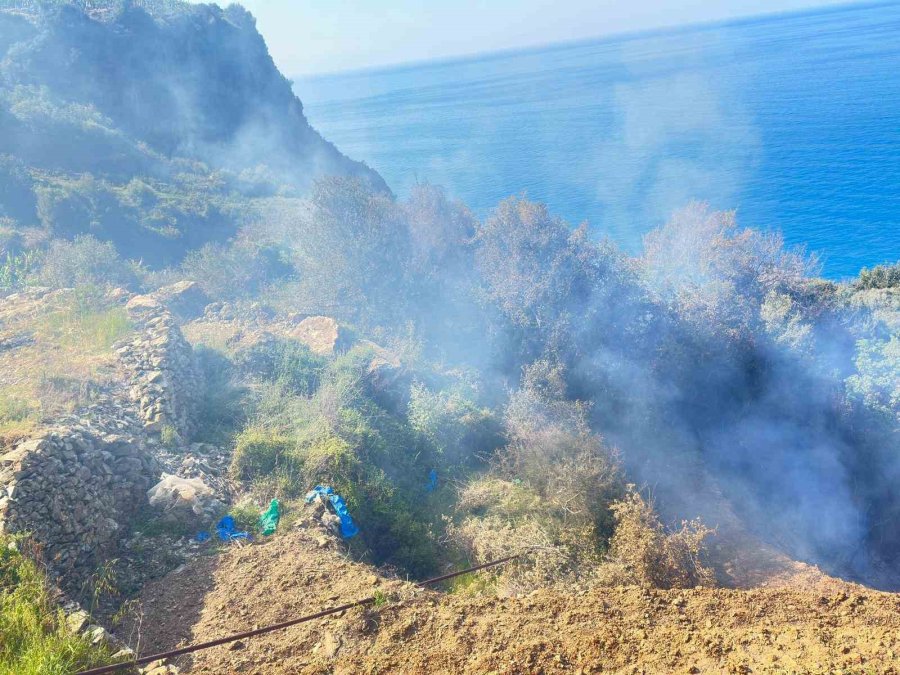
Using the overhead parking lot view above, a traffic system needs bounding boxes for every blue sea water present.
[295,2,900,279]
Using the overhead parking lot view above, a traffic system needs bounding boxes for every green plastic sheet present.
[259,498,280,536]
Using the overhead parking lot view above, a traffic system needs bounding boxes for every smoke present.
[2,1,897,589]
[585,33,762,250]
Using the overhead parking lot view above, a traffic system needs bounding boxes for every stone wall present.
[0,427,158,588]
[119,295,202,440]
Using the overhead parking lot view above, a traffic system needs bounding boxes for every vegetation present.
[0,0,898,633]
[0,392,38,446]
[856,262,900,290]
[36,286,131,352]
[0,536,111,675]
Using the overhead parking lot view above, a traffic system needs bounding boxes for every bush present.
[602,489,714,589]
[0,250,40,292]
[0,536,111,674]
[448,477,598,593]
[856,262,900,290]
[193,346,245,443]
[234,337,326,396]
[408,383,502,466]
[34,235,136,289]
[182,241,290,301]
[230,425,296,480]
[230,351,444,576]
[847,335,900,425]
[501,384,624,541]
[288,176,412,325]
[641,202,814,338]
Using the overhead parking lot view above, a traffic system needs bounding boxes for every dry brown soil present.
[128,529,900,675]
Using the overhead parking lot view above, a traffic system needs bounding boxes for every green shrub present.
[0,251,40,292]
[34,235,136,290]
[231,426,296,480]
[0,536,111,674]
[234,337,326,396]
[408,383,502,466]
[159,424,179,448]
[193,346,245,444]
[182,242,290,301]
[856,262,900,290]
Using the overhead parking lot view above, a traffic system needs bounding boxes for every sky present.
[209,0,853,75]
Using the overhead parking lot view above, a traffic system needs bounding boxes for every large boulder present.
[153,281,211,322]
[288,316,354,355]
[147,473,223,525]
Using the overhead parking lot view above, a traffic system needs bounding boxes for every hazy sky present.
[213,0,852,75]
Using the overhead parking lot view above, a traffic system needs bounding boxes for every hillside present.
[132,529,900,675]
[0,1,898,674]
[0,0,386,265]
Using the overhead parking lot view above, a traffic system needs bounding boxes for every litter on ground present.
[304,485,359,538]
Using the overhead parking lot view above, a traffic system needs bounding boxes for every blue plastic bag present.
[305,485,359,538]
[216,515,250,542]
[425,469,438,492]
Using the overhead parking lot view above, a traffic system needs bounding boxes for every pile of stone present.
[118,297,201,440]
[0,428,158,588]
[154,441,233,502]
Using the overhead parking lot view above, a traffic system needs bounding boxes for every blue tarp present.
[216,515,250,542]
[305,485,359,538]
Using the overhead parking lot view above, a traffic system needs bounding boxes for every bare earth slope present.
[131,530,900,675]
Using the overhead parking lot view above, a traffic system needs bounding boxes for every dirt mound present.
[126,529,900,674]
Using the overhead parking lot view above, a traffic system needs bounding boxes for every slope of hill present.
[0,2,898,674]
[0,0,386,265]
[130,527,900,675]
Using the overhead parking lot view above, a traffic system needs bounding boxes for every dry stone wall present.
[0,427,158,588]
[0,283,205,593]
[119,294,202,440]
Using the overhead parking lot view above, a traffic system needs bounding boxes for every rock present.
[361,341,410,409]
[111,647,136,661]
[126,294,163,315]
[66,609,90,634]
[85,624,109,645]
[288,316,354,355]
[105,287,132,303]
[147,473,223,523]
[140,660,180,675]
[153,281,210,322]
[323,631,342,658]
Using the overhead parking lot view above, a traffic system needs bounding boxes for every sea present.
[295,2,900,279]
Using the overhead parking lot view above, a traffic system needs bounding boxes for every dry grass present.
[0,391,38,448]
[0,289,133,424]
[182,319,242,353]
[598,489,715,589]
[448,477,603,594]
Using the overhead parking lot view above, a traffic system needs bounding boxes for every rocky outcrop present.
[149,280,210,322]
[0,427,158,588]
[0,0,387,193]
[119,296,201,440]
[289,315,355,356]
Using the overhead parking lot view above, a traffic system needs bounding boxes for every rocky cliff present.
[0,0,386,192]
